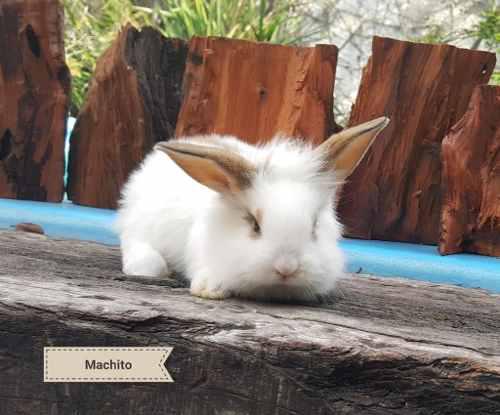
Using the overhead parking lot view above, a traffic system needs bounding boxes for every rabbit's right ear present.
[317,116,390,179]
[155,141,256,195]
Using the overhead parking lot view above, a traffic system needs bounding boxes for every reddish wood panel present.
[440,85,500,257]
[175,37,338,145]
[0,0,70,202]
[338,36,496,244]
[67,25,187,209]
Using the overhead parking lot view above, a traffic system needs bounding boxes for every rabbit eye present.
[245,212,261,236]
[252,217,261,234]
[312,215,319,240]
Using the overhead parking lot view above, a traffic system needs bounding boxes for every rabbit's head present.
[156,117,389,302]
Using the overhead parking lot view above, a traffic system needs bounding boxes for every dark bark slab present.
[440,85,500,256]
[67,25,187,209]
[338,36,496,244]
[0,0,70,202]
[1,230,499,414]
[175,37,338,145]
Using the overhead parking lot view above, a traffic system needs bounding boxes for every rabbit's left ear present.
[317,116,390,178]
[155,141,256,195]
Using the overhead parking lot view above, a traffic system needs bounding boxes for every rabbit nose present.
[273,255,299,279]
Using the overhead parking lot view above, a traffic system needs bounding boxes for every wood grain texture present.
[1,230,499,414]
[0,0,70,202]
[67,25,187,209]
[338,36,496,245]
[440,85,500,256]
[175,37,338,144]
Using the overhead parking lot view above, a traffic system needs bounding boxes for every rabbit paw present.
[190,276,229,300]
[122,242,169,278]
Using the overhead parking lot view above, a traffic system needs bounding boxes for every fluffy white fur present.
[116,134,346,302]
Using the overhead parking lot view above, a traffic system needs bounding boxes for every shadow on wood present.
[0,231,499,414]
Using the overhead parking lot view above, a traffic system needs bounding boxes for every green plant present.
[469,5,500,51]
[151,0,309,44]
[490,71,500,85]
[415,25,453,44]
[471,5,499,85]
[63,0,308,115]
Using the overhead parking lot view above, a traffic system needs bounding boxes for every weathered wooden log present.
[175,37,338,144]
[0,0,70,202]
[440,85,500,256]
[1,230,499,414]
[338,36,496,244]
[67,25,187,209]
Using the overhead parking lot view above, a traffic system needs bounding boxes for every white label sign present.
[44,347,173,382]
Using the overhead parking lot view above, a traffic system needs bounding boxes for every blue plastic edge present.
[0,199,117,246]
[1,198,499,293]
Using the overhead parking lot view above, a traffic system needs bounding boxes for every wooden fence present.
[0,0,498,257]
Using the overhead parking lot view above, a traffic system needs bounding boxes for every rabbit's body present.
[116,117,389,302]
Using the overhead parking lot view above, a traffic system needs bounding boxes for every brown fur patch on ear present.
[155,141,256,194]
[318,116,390,178]
[172,152,234,193]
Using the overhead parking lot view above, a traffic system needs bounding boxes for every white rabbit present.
[116,117,389,301]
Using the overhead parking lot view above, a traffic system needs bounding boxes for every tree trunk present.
[1,230,499,414]
[67,25,187,209]
[338,36,496,244]
[175,37,338,145]
[440,85,500,256]
[0,0,70,202]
